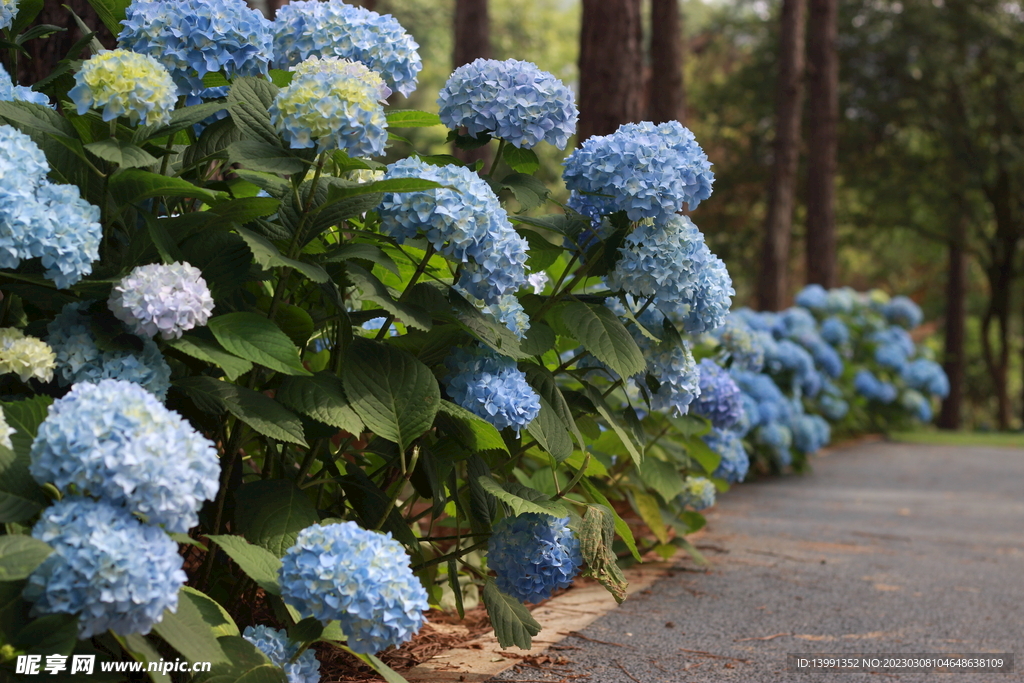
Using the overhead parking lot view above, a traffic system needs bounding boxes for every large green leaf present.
[583,385,644,466]
[319,243,399,276]
[525,396,574,462]
[434,400,508,454]
[152,588,229,664]
[574,505,628,603]
[180,586,239,638]
[207,535,282,595]
[0,396,52,522]
[175,376,307,446]
[208,312,312,377]
[166,332,253,381]
[193,636,289,683]
[477,477,568,517]
[134,102,229,144]
[342,338,439,452]
[121,633,172,683]
[522,364,585,448]
[226,77,280,146]
[235,227,330,284]
[0,536,52,581]
[339,467,419,548]
[638,456,686,502]
[83,0,130,36]
[15,613,77,656]
[556,302,646,380]
[685,436,722,475]
[448,289,528,359]
[110,168,224,205]
[234,480,320,557]
[345,263,432,331]
[502,145,540,174]
[277,373,363,434]
[482,580,541,650]
[385,110,443,128]
[578,477,641,562]
[495,172,549,211]
[630,489,670,544]
[84,138,158,168]
[228,140,309,175]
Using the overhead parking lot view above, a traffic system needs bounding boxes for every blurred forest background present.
[16,0,1024,430]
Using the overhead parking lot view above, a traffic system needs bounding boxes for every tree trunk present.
[938,213,967,430]
[648,0,685,125]
[17,1,113,87]
[578,0,643,141]
[757,0,807,311]
[452,0,491,167]
[804,0,838,288]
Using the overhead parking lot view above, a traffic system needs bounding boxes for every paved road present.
[489,441,1024,682]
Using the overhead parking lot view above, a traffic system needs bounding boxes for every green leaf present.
[502,145,540,174]
[84,138,159,168]
[110,168,224,205]
[15,613,77,656]
[228,140,309,175]
[320,177,442,209]
[557,302,646,380]
[525,396,573,462]
[193,636,289,683]
[496,172,549,211]
[274,302,315,347]
[482,580,541,650]
[235,480,320,557]
[268,69,293,88]
[522,364,585,448]
[520,229,561,272]
[342,338,440,452]
[83,0,130,36]
[207,535,283,595]
[208,197,281,224]
[518,321,556,356]
[448,288,528,359]
[152,588,229,664]
[345,263,432,331]
[385,110,443,128]
[0,535,53,581]
[685,436,722,475]
[582,385,644,466]
[277,373,363,434]
[11,0,44,37]
[181,587,239,638]
[140,211,184,264]
[320,243,399,276]
[120,633,172,683]
[578,476,641,562]
[435,400,509,454]
[226,77,280,146]
[638,456,685,502]
[166,332,253,381]
[339,467,419,548]
[467,455,496,528]
[0,396,51,522]
[575,505,628,603]
[477,476,568,517]
[134,102,229,144]
[630,489,670,544]
[232,170,291,199]
[208,312,312,376]
[346,651,410,683]
[175,376,307,446]
[288,617,324,645]
[235,226,330,284]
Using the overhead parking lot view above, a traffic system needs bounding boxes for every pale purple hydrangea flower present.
[108,262,214,340]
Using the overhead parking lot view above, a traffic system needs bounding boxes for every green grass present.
[890,430,1024,449]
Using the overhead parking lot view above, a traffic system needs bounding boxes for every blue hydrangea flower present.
[23,497,186,638]
[488,513,582,603]
[794,284,828,312]
[444,346,540,433]
[870,326,915,369]
[272,0,421,97]
[902,358,949,398]
[791,414,830,454]
[732,392,759,435]
[900,389,933,422]
[884,295,922,329]
[755,422,793,466]
[816,381,849,421]
[45,302,171,398]
[563,121,714,221]
[854,369,897,404]
[678,476,716,511]
[705,428,749,484]
[242,626,321,683]
[270,56,388,155]
[820,316,849,346]
[380,158,527,304]
[118,0,273,99]
[692,358,742,429]
[480,294,531,340]
[731,370,794,426]
[108,262,215,340]
[796,332,843,379]
[765,339,822,397]
[278,522,429,654]
[712,316,767,372]
[30,379,219,533]
[69,50,176,126]
[0,123,48,195]
[774,307,818,340]
[614,306,701,415]
[826,287,858,314]
[659,252,734,334]
[438,58,577,149]
[0,0,17,31]
[0,62,49,106]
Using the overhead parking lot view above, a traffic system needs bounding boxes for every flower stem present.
[488,138,506,177]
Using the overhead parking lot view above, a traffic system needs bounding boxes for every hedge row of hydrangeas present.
[0,0,948,679]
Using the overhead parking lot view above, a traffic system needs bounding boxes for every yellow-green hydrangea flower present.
[69,49,177,127]
[0,327,55,383]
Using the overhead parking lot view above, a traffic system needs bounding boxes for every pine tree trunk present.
[757,0,807,311]
[804,0,838,288]
[648,0,685,125]
[452,0,491,166]
[17,0,113,87]
[938,213,967,430]
[578,0,643,141]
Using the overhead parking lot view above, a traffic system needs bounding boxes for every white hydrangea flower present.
[0,409,14,450]
[0,327,56,383]
[108,262,215,340]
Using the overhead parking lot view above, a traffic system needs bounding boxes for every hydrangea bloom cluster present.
[884,296,923,329]
[870,326,915,372]
[816,381,850,421]
[756,422,793,466]
[692,358,743,429]
[0,328,55,383]
[23,497,185,638]
[854,369,897,403]
[45,302,171,398]
[272,0,421,97]
[479,294,531,340]
[712,316,768,372]
[820,316,849,346]
[900,389,932,422]
[902,358,949,398]
[607,216,711,306]
[118,0,273,100]
[617,307,701,416]
[488,513,582,603]
[438,58,577,149]
[705,428,749,484]
[678,476,716,511]
[444,346,540,433]
[795,283,828,311]
[69,50,176,126]
[0,0,17,31]
[278,522,429,654]
[242,626,321,683]
[108,262,214,339]
[0,63,49,106]
[765,339,822,398]
[271,56,388,155]
[791,414,830,454]
[798,332,844,379]
[380,158,528,303]
[0,126,102,288]
[29,379,220,533]
[563,121,714,222]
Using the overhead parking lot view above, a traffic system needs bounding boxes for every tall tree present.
[757,0,807,311]
[452,0,491,166]
[938,211,967,429]
[648,0,686,125]
[578,0,643,141]
[804,0,839,288]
